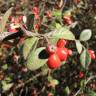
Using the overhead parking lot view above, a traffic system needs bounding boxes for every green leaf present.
[41,65,49,76]
[51,27,75,40]
[79,29,92,41]
[26,47,47,71]
[2,81,13,92]
[75,40,82,54]
[0,7,13,32]
[2,64,8,70]
[23,37,38,59]
[88,90,96,96]
[64,86,70,95]
[55,23,62,29]
[50,79,59,85]
[52,10,62,17]
[80,49,91,69]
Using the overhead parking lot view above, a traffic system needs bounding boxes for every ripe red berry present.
[57,39,67,48]
[46,45,57,55]
[56,48,68,61]
[91,54,95,60]
[88,50,94,54]
[88,50,95,59]
[79,71,84,78]
[68,49,72,56]
[47,54,61,69]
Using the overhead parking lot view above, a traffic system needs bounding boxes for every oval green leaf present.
[51,27,75,41]
[79,29,92,41]
[23,37,38,59]
[75,40,82,54]
[26,47,47,71]
[80,49,91,69]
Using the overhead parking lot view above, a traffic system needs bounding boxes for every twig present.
[15,72,42,89]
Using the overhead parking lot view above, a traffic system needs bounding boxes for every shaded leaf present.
[79,29,92,41]
[64,86,70,95]
[0,7,13,32]
[80,49,91,69]
[26,47,47,71]
[23,37,38,59]
[75,40,82,54]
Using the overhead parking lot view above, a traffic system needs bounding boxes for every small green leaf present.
[51,27,75,40]
[79,29,92,41]
[2,64,8,70]
[2,81,13,92]
[80,49,91,69]
[26,47,47,71]
[64,86,70,95]
[55,23,62,29]
[23,37,38,59]
[75,40,82,54]
[52,10,62,17]
[0,7,13,32]
[50,79,59,85]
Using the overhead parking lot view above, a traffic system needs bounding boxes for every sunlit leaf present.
[51,27,75,40]
[26,47,47,71]
[23,37,38,59]
[75,40,82,54]
[79,29,92,41]
[2,81,13,92]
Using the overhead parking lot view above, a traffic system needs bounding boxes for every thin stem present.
[15,72,42,89]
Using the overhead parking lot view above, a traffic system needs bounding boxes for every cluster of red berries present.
[46,39,72,69]
[88,50,96,60]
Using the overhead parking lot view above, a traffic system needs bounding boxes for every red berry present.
[57,39,67,48]
[79,71,84,78]
[56,48,68,61]
[63,16,73,25]
[88,50,94,54]
[46,45,57,55]
[68,49,72,56]
[91,54,95,59]
[88,50,95,59]
[47,54,61,69]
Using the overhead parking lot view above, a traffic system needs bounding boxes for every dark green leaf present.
[80,49,91,69]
